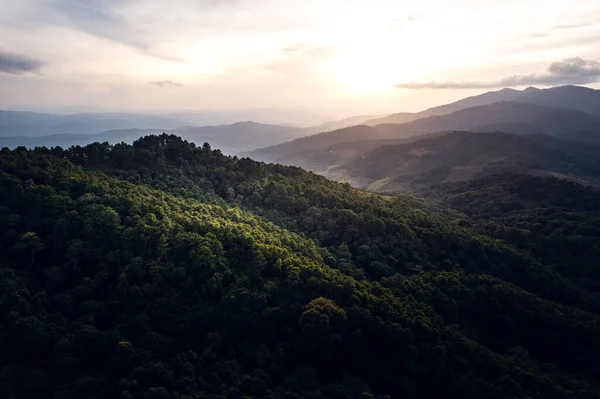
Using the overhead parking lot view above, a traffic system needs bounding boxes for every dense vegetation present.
[423,174,600,292]
[1,134,600,398]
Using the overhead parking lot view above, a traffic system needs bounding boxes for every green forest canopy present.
[1,134,600,398]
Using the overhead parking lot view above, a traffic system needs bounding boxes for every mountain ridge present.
[364,87,525,125]
[363,85,600,126]
[248,101,600,171]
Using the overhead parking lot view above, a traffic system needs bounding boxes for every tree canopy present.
[1,134,600,398]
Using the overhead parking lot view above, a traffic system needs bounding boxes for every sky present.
[1,0,599,119]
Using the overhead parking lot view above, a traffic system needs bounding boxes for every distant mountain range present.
[0,129,165,149]
[174,122,315,153]
[364,85,600,125]
[375,101,600,141]
[0,111,368,154]
[326,131,600,192]
[244,85,600,194]
[5,84,600,166]
[248,100,600,170]
[313,114,383,132]
[0,111,185,137]
[159,108,331,127]
[0,122,318,155]
[364,87,528,125]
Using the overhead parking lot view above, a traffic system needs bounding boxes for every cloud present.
[547,57,600,77]
[0,49,46,74]
[395,58,600,89]
[48,0,143,47]
[45,0,184,63]
[150,80,182,87]
[553,23,592,30]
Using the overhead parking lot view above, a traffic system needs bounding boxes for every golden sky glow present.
[1,0,599,118]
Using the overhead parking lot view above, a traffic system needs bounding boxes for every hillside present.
[248,101,600,172]
[2,134,600,397]
[328,131,600,192]
[516,85,600,116]
[314,114,384,132]
[422,174,600,288]
[246,125,386,169]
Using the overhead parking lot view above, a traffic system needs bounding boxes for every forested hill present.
[2,134,600,398]
[328,131,600,192]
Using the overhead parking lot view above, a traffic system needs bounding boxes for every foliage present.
[1,136,600,398]
[424,173,600,291]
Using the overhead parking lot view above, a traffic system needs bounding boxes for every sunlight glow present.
[327,26,451,95]
[329,41,418,95]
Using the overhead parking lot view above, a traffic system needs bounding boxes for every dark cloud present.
[395,58,600,89]
[0,49,46,75]
[547,57,600,77]
[151,80,182,87]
